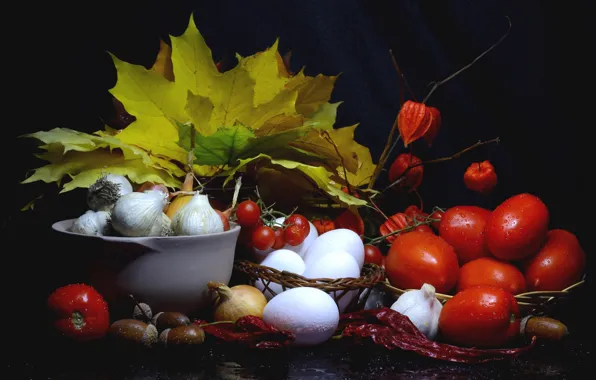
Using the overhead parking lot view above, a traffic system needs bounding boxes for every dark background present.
[6,0,594,375]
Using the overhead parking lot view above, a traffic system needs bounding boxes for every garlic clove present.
[87,174,133,212]
[390,283,442,340]
[171,193,224,236]
[111,190,170,237]
[71,210,111,236]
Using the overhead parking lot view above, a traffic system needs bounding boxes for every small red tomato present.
[485,193,549,261]
[439,286,520,348]
[284,214,310,246]
[334,208,365,236]
[235,200,261,227]
[428,209,444,230]
[388,153,424,191]
[439,205,492,265]
[457,257,527,294]
[312,218,335,235]
[364,244,384,265]
[379,212,410,244]
[47,283,110,341]
[414,224,434,234]
[523,229,586,291]
[463,160,498,194]
[252,226,276,250]
[385,231,459,294]
[272,227,286,249]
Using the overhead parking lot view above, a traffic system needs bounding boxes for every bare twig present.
[382,137,500,192]
[389,50,417,102]
[422,16,512,104]
[322,131,352,195]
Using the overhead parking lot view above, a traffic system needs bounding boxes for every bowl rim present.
[52,218,241,242]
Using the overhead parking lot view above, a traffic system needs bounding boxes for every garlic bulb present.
[70,210,111,236]
[390,283,442,340]
[171,193,224,236]
[111,190,170,237]
[87,174,133,211]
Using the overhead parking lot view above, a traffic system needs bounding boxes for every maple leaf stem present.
[389,50,417,103]
[381,137,500,192]
[421,16,512,104]
[322,131,353,195]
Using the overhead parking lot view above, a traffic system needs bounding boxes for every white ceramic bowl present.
[51,219,241,316]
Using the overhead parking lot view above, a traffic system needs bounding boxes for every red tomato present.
[439,205,492,265]
[428,209,444,230]
[438,286,520,348]
[385,231,459,294]
[272,227,286,249]
[485,193,549,261]
[523,229,586,291]
[235,200,261,227]
[364,244,384,265]
[414,224,434,234]
[334,208,365,236]
[284,214,310,246]
[463,160,498,194]
[252,226,276,250]
[47,284,110,341]
[457,257,526,294]
[388,153,424,191]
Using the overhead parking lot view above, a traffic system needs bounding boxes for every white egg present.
[253,217,319,260]
[262,287,339,346]
[303,228,365,269]
[303,251,361,312]
[256,249,306,300]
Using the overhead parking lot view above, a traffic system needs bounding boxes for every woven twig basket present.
[381,279,586,316]
[234,260,385,312]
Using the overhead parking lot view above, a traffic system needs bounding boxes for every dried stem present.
[322,131,352,195]
[422,16,512,104]
[389,50,417,102]
[382,137,500,192]
[368,113,399,190]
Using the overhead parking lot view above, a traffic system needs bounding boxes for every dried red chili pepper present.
[388,153,424,191]
[338,308,536,363]
[379,212,411,244]
[464,160,498,194]
[335,208,365,236]
[194,315,295,349]
[312,218,335,235]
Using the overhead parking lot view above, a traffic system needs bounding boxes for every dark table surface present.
[10,316,593,380]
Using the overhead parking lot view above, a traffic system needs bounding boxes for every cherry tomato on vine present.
[364,245,384,265]
[284,214,310,246]
[235,200,261,227]
[272,228,286,249]
[252,226,275,251]
[428,209,444,230]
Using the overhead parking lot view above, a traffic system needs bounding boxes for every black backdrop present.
[5,0,593,352]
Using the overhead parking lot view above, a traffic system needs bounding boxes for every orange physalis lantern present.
[397,100,442,147]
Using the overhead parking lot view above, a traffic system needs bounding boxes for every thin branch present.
[422,16,512,104]
[382,137,500,192]
[322,131,352,195]
[368,113,400,190]
[389,50,417,102]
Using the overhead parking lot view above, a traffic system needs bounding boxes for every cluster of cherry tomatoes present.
[235,200,311,251]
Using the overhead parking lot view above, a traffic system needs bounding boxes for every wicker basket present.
[380,279,586,316]
[234,260,385,312]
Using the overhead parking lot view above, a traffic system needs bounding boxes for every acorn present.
[151,312,190,331]
[108,319,158,347]
[133,302,153,321]
[159,325,205,347]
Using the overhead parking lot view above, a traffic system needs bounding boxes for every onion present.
[208,282,267,323]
